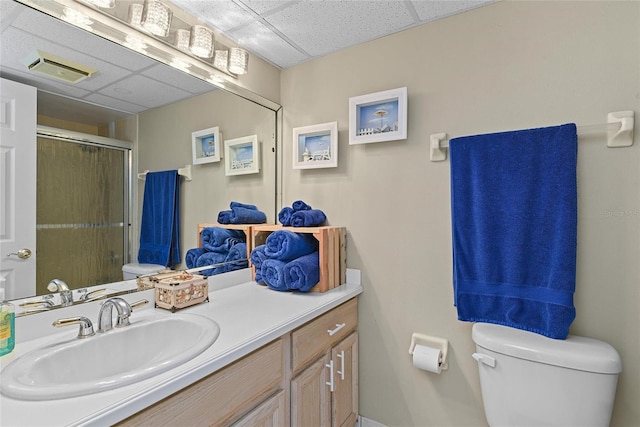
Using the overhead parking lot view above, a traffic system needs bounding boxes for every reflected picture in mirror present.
[0,1,279,311]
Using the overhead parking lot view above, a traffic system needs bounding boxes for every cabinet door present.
[332,333,358,427]
[233,390,286,427]
[291,354,332,427]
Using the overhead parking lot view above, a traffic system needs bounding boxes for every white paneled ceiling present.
[0,0,493,125]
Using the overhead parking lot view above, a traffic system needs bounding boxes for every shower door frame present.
[36,126,133,286]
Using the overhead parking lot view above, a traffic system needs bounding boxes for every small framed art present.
[224,134,260,176]
[292,121,338,169]
[349,87,407,145]
[192,126,222,164]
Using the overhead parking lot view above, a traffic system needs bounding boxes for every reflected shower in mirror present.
[0,1,278,307]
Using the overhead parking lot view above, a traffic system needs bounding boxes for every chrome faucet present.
[47,279,73,307]
[97,298,149,333]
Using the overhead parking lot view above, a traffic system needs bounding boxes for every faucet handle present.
[130,299,149,311]
[53,316,95,338]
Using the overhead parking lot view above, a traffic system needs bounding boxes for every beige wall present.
[281,1,640,426]
[137,89,276,267]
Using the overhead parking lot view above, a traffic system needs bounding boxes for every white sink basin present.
[1,313,220,400]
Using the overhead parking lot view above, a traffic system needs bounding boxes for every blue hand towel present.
[278,207,294,226]
[250,245,268,284]
[138,170,181,267]
[284,252,320,292]
[264,230,318,261]
[292,200,312,211]
[201,227,245,253]
[290,209,327,227]
[231,201,258,210]
[196,251,227,276]
[217,210,233,224]
[229,206,267,224]
[262,259,288,291]
[450,123,577,339]
[225,242,249,271]
[186,247,207,269]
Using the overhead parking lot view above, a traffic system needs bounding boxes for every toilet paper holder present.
[408,333,449,371]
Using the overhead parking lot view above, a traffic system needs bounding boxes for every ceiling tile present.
[83,92,148,114]
[141,63,216,95]
[237,0,298,16]
[230,21,309,69]
[411,1,493,22]
[170,0,254,32]
[263,1,417,57]
[0,67,91,100]
[97,74,193,109]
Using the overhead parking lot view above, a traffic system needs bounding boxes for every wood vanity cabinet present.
[117,298,358,427]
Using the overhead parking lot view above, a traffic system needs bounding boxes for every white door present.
[0,78,36,299]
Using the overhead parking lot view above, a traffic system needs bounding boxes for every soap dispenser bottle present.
[0,287,15,357]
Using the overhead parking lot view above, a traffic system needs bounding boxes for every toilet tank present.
[472,323,622,427]
[122,263,165,280]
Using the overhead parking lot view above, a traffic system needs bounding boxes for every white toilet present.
[472,323,622,427]
[122,263,165,280]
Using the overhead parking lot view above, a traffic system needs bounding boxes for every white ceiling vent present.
[23,51,97,84]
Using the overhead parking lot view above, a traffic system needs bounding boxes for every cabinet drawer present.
[291,298,357,374]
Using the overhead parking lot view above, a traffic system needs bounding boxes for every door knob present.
[7,248,32,259]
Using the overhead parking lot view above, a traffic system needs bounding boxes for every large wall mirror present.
[0,0,280,309]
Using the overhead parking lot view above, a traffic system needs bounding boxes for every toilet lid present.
[472,323,622,374]
[122,263,165,275]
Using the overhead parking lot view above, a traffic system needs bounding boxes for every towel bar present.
[137,164,192,181]
[429,110,635,161]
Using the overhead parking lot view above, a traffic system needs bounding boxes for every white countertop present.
[0,271,363,426]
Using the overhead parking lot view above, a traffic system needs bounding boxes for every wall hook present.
[607,111,634,147]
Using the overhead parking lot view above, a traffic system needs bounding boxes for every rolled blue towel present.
[201,227,245,252]
[292,200,312,211]
[230,201,258,210]
[278,206,294,226]
[229,206,267,224]
[217,210,233,224]
[185,247,207,269]
[284,252,320,292]
[250,245,267,284]
[262,259,287,291]
[290,209,327,227]
[225,243,249,271]
[196,251,227,276]
[264,230,318,261]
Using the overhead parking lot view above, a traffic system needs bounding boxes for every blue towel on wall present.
[264,230,318,261]
[450,123,578,339]
[251,245,268,284]
[262,259,288,291]
[290,209,327,227]
[284,252,320,292]
[186,247,207,269]
[201,227,245,252]
[138,170,181,267]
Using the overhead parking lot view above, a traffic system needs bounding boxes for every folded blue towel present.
[264,230,318,261]
[230,206,267,224]
[231,201,258,210]
[450,123,577,339]
[201,227,245,253]
[290,209,326,227]
[284,252,320,292]
[278,207,295,226]
[292,200,312,211]
[262,259,288,291]
[138,170,181,267]
[217,210,233,224]
[185,247,207,269]
[225,242,249,271]
[196,251,227,276]
[250,245,268,284]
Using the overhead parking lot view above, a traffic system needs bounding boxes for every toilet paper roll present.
[412,344,442,373]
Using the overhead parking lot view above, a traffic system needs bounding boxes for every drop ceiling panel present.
[141,63,215,95]
[411,0,492,22]
[96,74,193,109]
[0,68,91,100]
[170,0,255,32]
[82,92,148,114]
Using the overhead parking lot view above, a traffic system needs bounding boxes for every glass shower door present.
[36,136,129,295]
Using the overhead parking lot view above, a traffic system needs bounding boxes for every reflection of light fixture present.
[80,0,115,7]
[142,0,172,37]
[190,25,213,58]
[174,29,190,52]
[62,7,94,31]
[228,48,248,75]
[123,35,147,53]
[128,4,144,29]
[170,57,191,73]
[213,50,228,72]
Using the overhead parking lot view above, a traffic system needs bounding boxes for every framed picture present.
[192,126,222,164]
[349,86,407,145]
[224,134,260,176]
[292,121,338,169]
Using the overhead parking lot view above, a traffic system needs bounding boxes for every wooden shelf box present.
[252,225,347,293]
[197,223,256,265]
